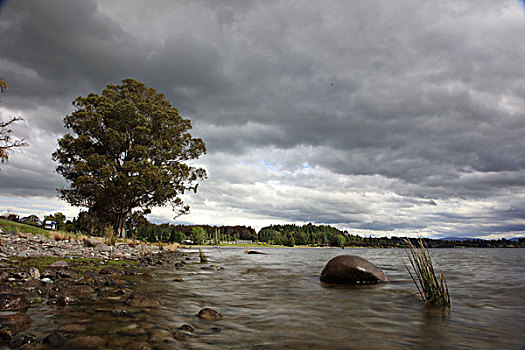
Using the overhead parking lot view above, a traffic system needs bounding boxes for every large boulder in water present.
[320,255,387,284]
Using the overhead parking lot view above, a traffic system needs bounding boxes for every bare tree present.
[0,77,27,162]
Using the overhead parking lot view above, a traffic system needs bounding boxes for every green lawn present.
[0,218,51,237]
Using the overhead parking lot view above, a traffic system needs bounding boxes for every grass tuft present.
[404,238,450,307]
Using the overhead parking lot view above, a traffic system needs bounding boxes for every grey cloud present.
[0,0,524,237]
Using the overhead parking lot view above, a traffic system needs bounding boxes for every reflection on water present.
[7,248,525,349]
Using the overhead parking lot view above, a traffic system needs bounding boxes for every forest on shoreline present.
[2,214,523,248]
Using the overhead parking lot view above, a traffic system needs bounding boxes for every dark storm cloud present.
[0,0,524,237]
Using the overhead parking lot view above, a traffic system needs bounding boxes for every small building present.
[235,240,253,244]
[44,220,56,230]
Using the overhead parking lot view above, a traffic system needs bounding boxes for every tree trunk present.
[114,214,127,239]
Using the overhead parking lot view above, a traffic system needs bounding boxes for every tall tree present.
[53,79,207,238]
[0,77,27,162]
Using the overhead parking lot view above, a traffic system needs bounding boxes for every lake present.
[5,248,525,349]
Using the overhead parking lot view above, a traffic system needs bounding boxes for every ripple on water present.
[8,248,525,349]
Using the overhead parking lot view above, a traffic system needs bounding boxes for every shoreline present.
[0,229,204,349]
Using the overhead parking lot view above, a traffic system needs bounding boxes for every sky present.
[0,0,524,239]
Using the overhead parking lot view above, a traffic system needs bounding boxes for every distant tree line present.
[257,223,525,248]
[1,212,523,247]
[259,223,346,247]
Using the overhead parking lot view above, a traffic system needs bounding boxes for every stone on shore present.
[320,255,387,284]
[99,266,125,276]
[29,267,40,279]
[48,260,68,269]
[85,238,103,247]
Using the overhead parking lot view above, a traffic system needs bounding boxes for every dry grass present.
[50,231,88,243]
[163,243,179,252]
[404,238,450,307]
[104,225,115,246]
[16,231,29,239]
[51,231,68,241]
[141,244,151,256]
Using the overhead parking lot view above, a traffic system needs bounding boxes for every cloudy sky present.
[0,0,524,238]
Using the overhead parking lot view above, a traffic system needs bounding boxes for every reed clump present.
[199,248,208,263]
[404,238,450,307]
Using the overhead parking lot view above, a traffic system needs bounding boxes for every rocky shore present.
[0,229,223,349]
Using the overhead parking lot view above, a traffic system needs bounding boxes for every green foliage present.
[259,223,344,246]
[404,239,450,307]
[173,231,187,243]
[192,226,207,244]
[44,212,66,230]
[334,234,346,247]
[64,221,75,232]
[53,79,206,238]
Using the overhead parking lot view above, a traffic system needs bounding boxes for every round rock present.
[320,255,387,284]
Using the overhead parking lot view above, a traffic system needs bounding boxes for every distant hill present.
[440,236,524,242]
[439,237,484,241]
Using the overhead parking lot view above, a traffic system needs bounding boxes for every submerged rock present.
[320,255,387,284]
[43,332,67,347]
[8,333,36,348]
[125,293,162,308]
[57,294,81,306]
[66,335,106,349]
[178,324,194,332]
[0,293,29,311]
[0,313,31,339]
[197,308,223,321]
[173,331,191,341]
[246,250,266,254]
[58,323,87,333]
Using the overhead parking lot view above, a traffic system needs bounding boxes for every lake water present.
[5,248,525,349]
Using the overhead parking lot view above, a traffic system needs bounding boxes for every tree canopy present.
[53,79,206,238]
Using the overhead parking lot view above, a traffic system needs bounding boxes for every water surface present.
[8,248,525,349]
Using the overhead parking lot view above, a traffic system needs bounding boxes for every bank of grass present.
[404,238,450,307]
[0,218,51,237]
[7,256,139,274]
